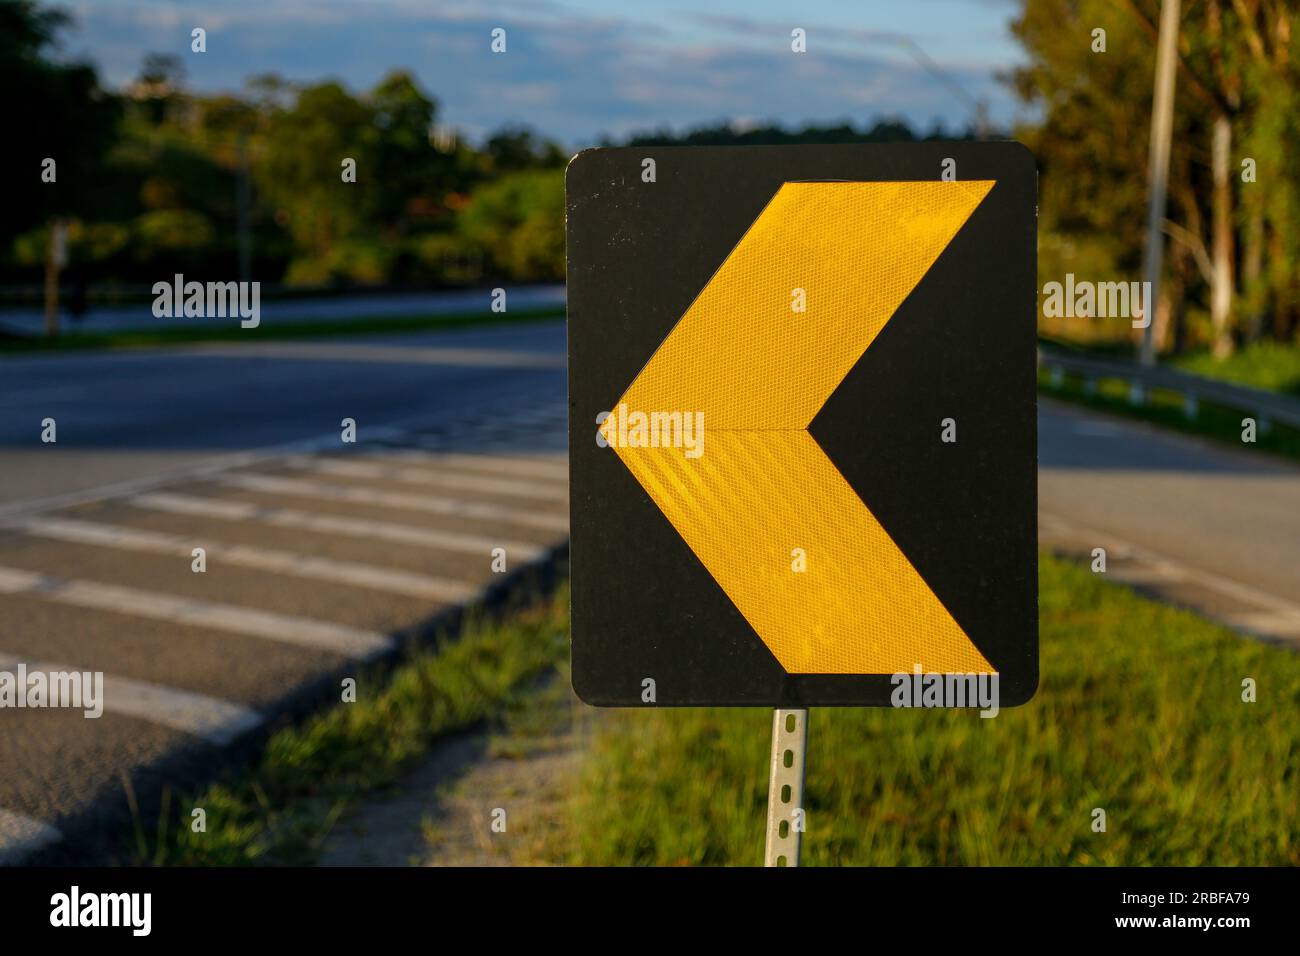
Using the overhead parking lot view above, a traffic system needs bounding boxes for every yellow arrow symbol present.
[603,181,997,675]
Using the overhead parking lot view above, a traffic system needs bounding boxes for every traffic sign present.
[567,143,1038,708]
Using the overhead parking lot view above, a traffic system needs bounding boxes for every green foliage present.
[132,209,216,255]
[0,0,121,239]
[130,587,569,866]
[1039,365,1300,462]
[459,170,565,281]
[556,555,1300,866]
[1174,340,1300,397]
[1011,0,1300,351]
[254,82,375,255]
[13,220,129,268]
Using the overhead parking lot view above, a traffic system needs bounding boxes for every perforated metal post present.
[764,708,807,867]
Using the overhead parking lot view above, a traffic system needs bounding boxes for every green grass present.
[1039,366,1300,463]
[1173,340,1300,397]
[126,585,568,866]
[0,306,565,354]
[553,554,1300,866]
[1039,334,1300,398]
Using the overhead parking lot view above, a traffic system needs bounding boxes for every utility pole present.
[1139,0,1181,366]
[43,219,68,338]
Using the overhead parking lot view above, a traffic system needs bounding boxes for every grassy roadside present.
[1039,336,1300,397]
[1171,341,1300,397]
[548,553,1300,866]
[123,553,1300,867]
[1039,366,1300,463]
[0,305,565,354]
[125,584,568,866]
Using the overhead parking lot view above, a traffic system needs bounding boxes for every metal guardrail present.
[1037,347,1300,432]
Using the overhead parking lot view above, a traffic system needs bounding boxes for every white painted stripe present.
[132,492,545,560]
[1218,611,1300,638]
[0,424,408,523]
[11,516,476,603]
[0,653,262,747]
[369,449,569,482]
[1107,564,1189,585]
[218,473,569,533]
[286,456,567,501]
[0,809,63,865]
[189,342,566,369]
[1040,510,1300,618]
[0,566,393,660]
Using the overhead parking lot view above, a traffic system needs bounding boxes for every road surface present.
[0,284,566,337]
[0,319,569,864]
[0,317,1297,864]
[1039,399,1300,643]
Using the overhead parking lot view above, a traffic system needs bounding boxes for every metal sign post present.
[764,708,807,867]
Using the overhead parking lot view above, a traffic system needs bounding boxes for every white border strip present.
[130,492,545,560]
[0,653,262,746]
[217,473,569,533]
[0,566,393,659]
[9,517,478,603]
[285,456,567,501]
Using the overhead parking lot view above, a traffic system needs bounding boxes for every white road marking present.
[9,516,477,603]
[188,342,566,369]
[0,653,262,747]
[1039,509,1300,635]
[369,448,569,482]
[1106,563,1189,585]
[0,385,569,522]
[285,456,567,501]
[0,566,393,660]
[217,473,569,533]
[0,809,64,865]
[131,492,545,560]
[0,424,406,522]
[1218,611,1300,638]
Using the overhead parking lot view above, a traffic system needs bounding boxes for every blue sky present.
[60,0,1030,146]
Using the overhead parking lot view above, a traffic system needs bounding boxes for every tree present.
[253,80,375,262]
[0,0,120,246]
[368,71,458,231]
[459,170,564,281]
[1009,0,1300,354]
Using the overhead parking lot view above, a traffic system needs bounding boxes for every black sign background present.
[567,143,1038,707]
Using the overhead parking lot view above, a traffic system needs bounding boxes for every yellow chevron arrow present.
[603,180,997,675]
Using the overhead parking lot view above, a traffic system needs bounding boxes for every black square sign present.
[566,143,1038,708]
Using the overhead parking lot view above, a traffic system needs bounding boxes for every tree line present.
[5,0,1297,357]
[1013,0,1299,355]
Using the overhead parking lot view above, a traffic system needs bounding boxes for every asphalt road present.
[1038,399,1300,642]
[0,318,570,863]
[0,284,566,337]
[0,316,1297,864]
